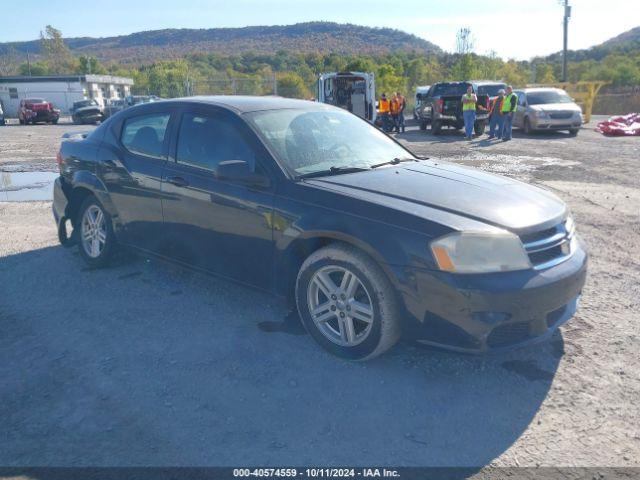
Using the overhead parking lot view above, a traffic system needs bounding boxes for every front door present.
[160,107,275,289]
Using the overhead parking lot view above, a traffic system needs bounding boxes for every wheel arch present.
[276,230,400,304]
[67,171,118,228]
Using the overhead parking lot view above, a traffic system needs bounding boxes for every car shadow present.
[0,245,563,468]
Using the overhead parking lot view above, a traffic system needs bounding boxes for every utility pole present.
[26,53,32,76]
[561,0,571,82]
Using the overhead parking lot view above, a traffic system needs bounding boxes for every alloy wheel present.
[81,205,107,258]
[307,265,374,347]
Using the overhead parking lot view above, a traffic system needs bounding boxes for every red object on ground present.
[596,113,640,136]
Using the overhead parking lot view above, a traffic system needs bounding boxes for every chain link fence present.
[186,76,278,97]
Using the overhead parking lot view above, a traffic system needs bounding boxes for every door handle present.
[166,176,189,187]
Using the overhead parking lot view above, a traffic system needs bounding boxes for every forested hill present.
[543,25,640,62]
[0,22,442,64]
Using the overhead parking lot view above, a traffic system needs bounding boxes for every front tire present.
[76,196,116,268]
[296,244,401,360]
[524,117,533,135]
[474,121,486,136]
[569,128,579,136]
[431,120,442,135]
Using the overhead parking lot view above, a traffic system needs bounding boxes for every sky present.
[2,0,639,60]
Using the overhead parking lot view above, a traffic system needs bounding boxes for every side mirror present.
[216,160,270,188]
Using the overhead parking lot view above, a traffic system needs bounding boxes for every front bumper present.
[392,241,588,352]
[531,116,581,130]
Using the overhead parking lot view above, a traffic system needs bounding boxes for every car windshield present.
[246,108,414,176]
[431,83,469,96]
[26,99,45,103]
[75,100,97,108]
[527,91,574,105]
[477,84,506,96]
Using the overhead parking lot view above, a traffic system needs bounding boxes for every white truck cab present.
[317,72,376,123]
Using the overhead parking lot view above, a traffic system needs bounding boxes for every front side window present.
[518,93,527,106]
[246,108,414,176]
[176,113,258,172]
[121,113,170,159]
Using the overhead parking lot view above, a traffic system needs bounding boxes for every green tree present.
[277,72,311,98]
[39,25,74,73]
[77,56,106,75]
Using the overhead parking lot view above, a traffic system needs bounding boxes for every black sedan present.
[71,99,103,125]
[53,96,587,359]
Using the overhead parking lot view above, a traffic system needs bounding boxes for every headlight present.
[534,110,548,118]
[430,231,531,273]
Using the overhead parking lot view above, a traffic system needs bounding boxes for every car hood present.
[531,103,581,113]
[304,161,567,233]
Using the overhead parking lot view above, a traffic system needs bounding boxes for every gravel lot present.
[0,116,639,467]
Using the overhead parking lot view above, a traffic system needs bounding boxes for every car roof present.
[161,95,330,114]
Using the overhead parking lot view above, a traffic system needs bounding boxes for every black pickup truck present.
[417,81,506,135]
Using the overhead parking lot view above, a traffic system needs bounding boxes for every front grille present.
[487,322,531,347]
[520,226,557,244]
[521,220,573,269]
[549,111,574,119]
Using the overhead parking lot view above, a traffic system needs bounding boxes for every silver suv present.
[513,88,583,136]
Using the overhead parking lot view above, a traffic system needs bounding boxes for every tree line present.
[8,26,640,103]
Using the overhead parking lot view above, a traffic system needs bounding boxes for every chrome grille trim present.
[521,221,574,270]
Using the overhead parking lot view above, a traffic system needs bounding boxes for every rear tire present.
[19,118,25,125]
[76,195,116,268]
[431,120,442,135]
[419,121,427,131]
[296,244,401,360]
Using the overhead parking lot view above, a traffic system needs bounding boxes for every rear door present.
[160,106,275,289]
[97,106,176,250]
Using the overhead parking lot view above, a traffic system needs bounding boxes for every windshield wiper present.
[370,157,419,169]
[298,166,370,179]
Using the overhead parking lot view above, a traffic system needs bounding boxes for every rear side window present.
[176,113,258,172]
[477,84,506,96]
[121,113,170,159]
[431,83,469,96]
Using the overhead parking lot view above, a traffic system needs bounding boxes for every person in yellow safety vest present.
[461,85,478,140]
[378,93,391,132]
[487,89,506,139]
[501,85,518,141]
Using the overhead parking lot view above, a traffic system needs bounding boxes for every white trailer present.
[317,72,376,123]
[0,74,133,117]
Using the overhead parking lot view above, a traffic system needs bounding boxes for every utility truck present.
[317,72,376,123]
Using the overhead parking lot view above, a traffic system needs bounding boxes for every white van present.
[317,72,376,123]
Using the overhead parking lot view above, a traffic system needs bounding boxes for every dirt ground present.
[0,115,639,467]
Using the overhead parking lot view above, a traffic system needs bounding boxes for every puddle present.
[0,171,58,201]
